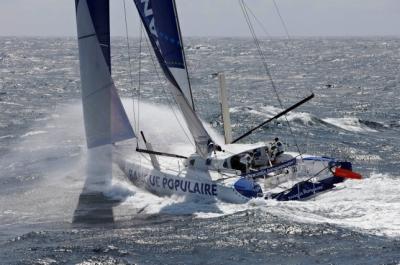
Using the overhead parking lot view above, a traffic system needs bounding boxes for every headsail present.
[133,0,216,157]
[75,0,135,148]
[133,0,194,108]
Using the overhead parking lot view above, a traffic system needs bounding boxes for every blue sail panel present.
[134,0,184,70]
[134,0,196,109]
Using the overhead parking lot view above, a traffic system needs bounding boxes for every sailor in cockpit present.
[240,152,254,173]
[270,137,284,163]
[265,138,284,164]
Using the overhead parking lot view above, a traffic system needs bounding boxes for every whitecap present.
[323,117,378,132]
[20,130,47,138]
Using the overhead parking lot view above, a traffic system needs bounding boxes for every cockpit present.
[222,139,285,174]
[224,147,268,173]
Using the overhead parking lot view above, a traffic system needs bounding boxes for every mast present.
[218,73,232,144]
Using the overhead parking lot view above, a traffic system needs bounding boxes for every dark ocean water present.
[0,36,400,264]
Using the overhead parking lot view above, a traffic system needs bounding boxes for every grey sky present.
[0,0,399,37]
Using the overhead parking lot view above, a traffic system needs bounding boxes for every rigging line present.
[122,0,137,130]
[270,0,314,94]
[241,1,271,38]
[270,0,314,151]
[172,0,196,111]
[137,24,143,139]
[141,27,196,148]
[272,0,290,39]
[239,0,281,107]
[244,1,302,156]
[239,0,303,156]
[137,17,144,169]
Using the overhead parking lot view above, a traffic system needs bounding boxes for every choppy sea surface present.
[0,36,400,264]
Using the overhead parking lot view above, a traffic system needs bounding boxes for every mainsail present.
[133,0,216,157]
[75,0,135,148]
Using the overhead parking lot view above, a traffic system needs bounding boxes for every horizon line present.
[1,34,400,39]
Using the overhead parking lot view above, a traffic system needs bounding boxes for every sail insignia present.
[133,0,194,107]
[138,0,185,69]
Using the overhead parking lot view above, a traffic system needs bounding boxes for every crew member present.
[264,145,273,166]
[276,139,284,157]
[240,153,253,173]
[270,137,284,163]
[270,145,278,162]
[207,141,222,153]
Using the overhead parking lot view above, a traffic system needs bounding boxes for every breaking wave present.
[231,105,385,133]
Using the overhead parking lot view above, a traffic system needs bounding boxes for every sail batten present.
[133,0,216,157]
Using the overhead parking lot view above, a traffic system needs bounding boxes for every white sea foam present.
[323,117,378,133]
[0,134,14,140]
[259,105,317,125]
[20,130,47,138]
[266,173,400,238]
[0,101,24,106]
[246,104,377,132]
[195,173,400,238]
[196,174,400,239]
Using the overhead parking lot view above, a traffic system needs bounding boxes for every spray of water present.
[1,100,399,237]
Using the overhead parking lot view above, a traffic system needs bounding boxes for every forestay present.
[75,0,135,148]
[133,0,216,157]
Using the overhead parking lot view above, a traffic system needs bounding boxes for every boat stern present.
[268,156,362,201]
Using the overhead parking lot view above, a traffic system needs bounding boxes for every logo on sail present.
[138,0,160,48]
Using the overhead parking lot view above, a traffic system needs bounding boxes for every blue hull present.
[269,176,345,201]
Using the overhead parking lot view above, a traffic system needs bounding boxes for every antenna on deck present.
[218,72,233,144]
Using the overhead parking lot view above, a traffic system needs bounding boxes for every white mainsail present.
[75,0,135,149]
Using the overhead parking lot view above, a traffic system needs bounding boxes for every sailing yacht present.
[74,0,362,204]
